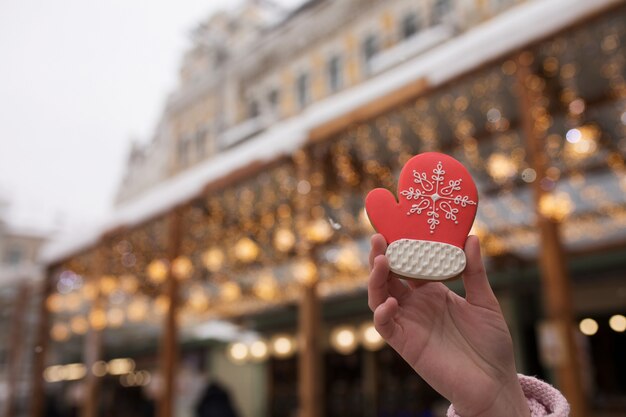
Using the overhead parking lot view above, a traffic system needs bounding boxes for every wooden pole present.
[298,281,322,417]
[293,149,323,417]
[81,278,104,417]
[30,268,54,417]
[4,283,30,417]
[516,51,588,417]
[158,210,182,417]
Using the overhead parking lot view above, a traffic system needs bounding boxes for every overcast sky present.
[0,0,300,233]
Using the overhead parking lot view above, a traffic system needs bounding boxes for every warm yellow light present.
[487,153,517,183]
[120,373,135,387]
[50,323,70,341]
[46,293,63,313]
[336,246,361,273]
[127,298,149,322]
[100,275,118,295]
[65,363,87,381]
[202,247,225,272]
[172,256,194,280]
[609,315,626,332]
[154,295,170,315]
[360,208,374,231]
[293,259,317,286]
[43,365,65,382]
[234,237,260,263]
[89,308,108,331]
[253,273,279,301]
[147,259,169,284]
[120,274,139,293]
[227,342,249,364]
[108,358,135,375]
[538,192,574,222]
[469,222,487,240]
[360,322,385,351]
[70,316,89,335]
[274,228,296,252]
[565,125,599,160]
[579,318,598,336]
[92,360,108,377]
[107,308,125,328]
[306,218,333,243]
[82,281,98,300]
[188,287,210,312]
[136,370,151,386]
[271,335,296,358]
[330,326,357,355]
[220,282,242,302]
[65,292,83,312]
[249,340,269,361]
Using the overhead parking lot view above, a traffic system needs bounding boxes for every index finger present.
[369,234,387,269]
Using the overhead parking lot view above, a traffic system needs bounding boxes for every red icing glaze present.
[365,152,478,249]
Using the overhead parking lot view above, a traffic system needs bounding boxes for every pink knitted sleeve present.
[446,374,570,417]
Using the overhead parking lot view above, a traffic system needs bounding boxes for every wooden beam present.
[4,283,30,417]
[516,52,588,417]
[158,210,182,417]
[29,268,53,417]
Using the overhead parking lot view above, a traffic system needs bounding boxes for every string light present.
[147,259,168,284]
[202,247,225,272]
[360,322,385,351]
[579,318,598,336]
[271,334,296,358]
[227,342,249,364]
[234,237,260,263]
[172,256,194,280]
[609,314,626,332]
[330,325,358,355]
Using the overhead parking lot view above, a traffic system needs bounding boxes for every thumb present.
[462,235,499,310]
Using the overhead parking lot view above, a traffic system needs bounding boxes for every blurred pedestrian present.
[194,379,239,417]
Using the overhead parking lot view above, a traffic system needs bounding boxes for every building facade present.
[116,0,525,205]
[0,199,48,417]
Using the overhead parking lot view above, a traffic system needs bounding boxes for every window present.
[362,35,379,74]
[402,13,419,39]
[268,89,280,112]
[3,246,22,266]
[327,55,342,93]
[196,127,207,158]
[248,100,260,118]
[432,0,451,24]
[178,138,189,167]
[296,73,310,109]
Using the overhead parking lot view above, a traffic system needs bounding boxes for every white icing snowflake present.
[400,161,477,234]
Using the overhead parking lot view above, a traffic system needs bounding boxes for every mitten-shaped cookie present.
[365,152,478,280]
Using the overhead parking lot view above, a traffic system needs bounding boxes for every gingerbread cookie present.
[365,152,478,280]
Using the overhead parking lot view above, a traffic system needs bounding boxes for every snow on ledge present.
[40,0,621,265]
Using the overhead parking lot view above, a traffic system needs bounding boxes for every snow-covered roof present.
[40,0,620,265]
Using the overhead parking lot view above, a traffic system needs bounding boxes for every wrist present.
[452,374,530,417]
[478,377,530,417]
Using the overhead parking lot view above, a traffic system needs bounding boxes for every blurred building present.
[116,0,523,205]
[0,198,48,417]
[38,1,626,417]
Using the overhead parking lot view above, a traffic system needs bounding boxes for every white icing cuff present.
[385,238,466,280]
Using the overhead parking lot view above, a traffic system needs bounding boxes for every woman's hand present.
[368,234,530,417]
